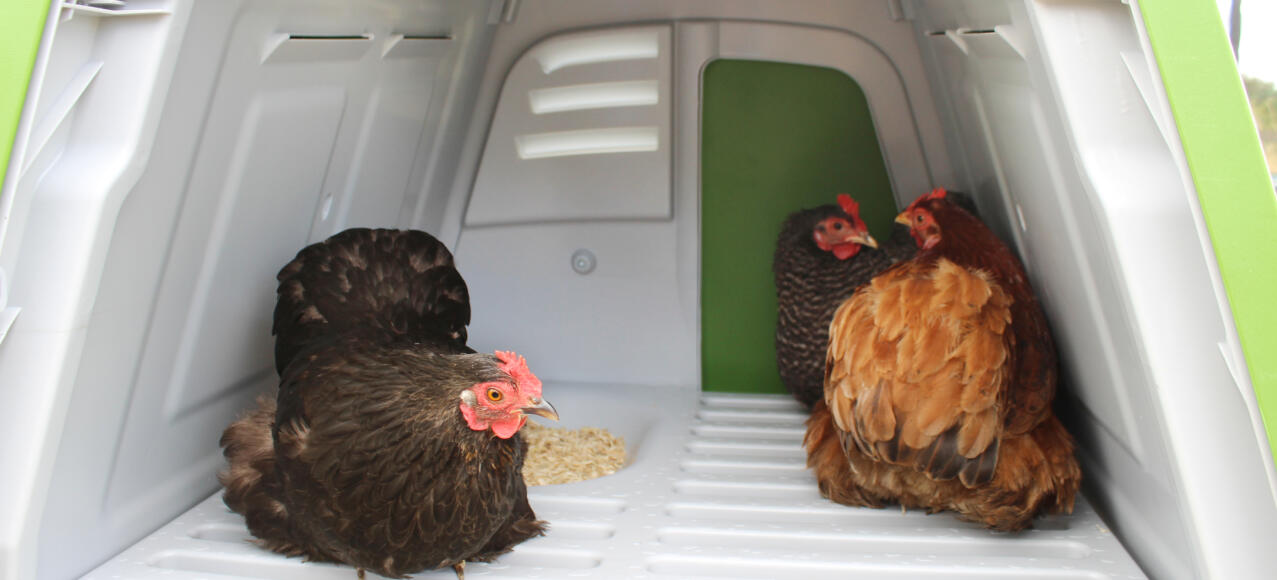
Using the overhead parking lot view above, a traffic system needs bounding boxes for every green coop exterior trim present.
[1140,0,1277,462]
[0,0,51,197]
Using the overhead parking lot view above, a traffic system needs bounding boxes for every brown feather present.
[809,196,1080,531]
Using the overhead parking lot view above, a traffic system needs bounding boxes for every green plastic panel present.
[0,0,50,196]
[1139,0,1277,460]
[700,59,896,394]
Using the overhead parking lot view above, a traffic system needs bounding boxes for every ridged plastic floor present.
[85,384,1147,579]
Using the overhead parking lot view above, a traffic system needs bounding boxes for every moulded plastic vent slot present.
[529,80,660,114]
[381,34,453,59]
[513,126,659,159]
[262,34,375,64]
[531,28,660,73]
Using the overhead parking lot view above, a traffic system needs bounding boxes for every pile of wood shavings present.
[520,422,626,486]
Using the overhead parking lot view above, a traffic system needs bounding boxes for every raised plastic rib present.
[645,554,1108,579]
[696,408,809,425]
[527,493,627,515]
[541,521,617,540]
[655,527,1091,558]
[685,439,806,459]
[514,127,658,159]
[673,478,820,499]
[151,550,358,579]
[532,29,660,74]
[700,393,807,411]
[680,458,808,476]
[499,546,603,569]
[187,522,252,543]
[529,80,660,114]
[665,501,971,526]
[691,424,807,441]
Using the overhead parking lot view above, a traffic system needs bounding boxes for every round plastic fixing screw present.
[571,249,596,275]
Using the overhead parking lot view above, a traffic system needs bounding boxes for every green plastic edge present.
[1,0,51,198]
[1139,0,1277,464]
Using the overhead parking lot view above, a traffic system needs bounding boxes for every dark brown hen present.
[221,228,557,578]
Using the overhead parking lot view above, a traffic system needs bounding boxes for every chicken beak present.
[522,397,559,421]
[854,232,879,249]
[894,211,911,226]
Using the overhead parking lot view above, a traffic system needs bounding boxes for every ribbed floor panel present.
[85,384,1146,579]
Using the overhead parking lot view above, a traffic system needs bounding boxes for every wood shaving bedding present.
[521,422,626,486]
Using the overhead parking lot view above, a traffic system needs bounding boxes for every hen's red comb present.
[905,187,948,211]
[836,194,860,217]
[495,351,542,397]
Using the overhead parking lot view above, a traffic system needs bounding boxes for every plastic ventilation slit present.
[529,80,660,114]
[532,29,660,74]
[381,34,453,59]
[514,127,659,159]
[262,33,375,64]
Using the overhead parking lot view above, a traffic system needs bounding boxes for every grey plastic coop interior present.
[2,1,1275,579]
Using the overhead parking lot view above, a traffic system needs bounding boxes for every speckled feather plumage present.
[220,228,544,578]
[773,205,915,409]
[272,228,473,373]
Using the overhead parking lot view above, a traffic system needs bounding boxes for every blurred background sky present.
[1215,0,1275,175]
[1216,0,1275,83]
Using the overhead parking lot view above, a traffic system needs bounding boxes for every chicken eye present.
[486,388,503,402]
[915,214,924,223]
[832,221,844,231]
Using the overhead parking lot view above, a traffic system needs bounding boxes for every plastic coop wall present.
[0,1,1274,580]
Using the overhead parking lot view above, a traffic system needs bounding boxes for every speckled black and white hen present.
[774,195,916,409]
